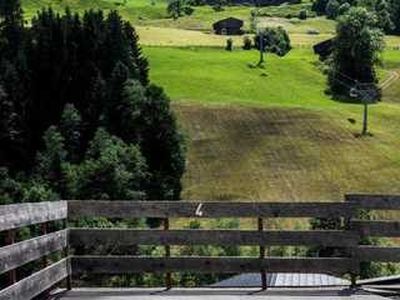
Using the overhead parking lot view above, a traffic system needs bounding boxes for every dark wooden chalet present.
[313,38,334,60]
[213,17,244,35]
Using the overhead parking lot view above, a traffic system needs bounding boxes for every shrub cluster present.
[254,27,292,56]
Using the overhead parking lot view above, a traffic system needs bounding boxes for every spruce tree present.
[0,0,24,59]
[375,0,394,32]
[389,0,400,34]
[60,104,82,163]
[123,22,149,86]
[141,84,186,200]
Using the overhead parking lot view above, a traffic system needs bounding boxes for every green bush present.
[299,9,308,19]
[225,38,233,51]
[254,26,292,57]
[242,36,252,50]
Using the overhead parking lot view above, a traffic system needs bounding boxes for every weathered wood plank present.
[351,220,400,237]
[357,246,400,262]
[345,194,400,210]
[0,201,67,231]
[71,256,356,276]
[0,258,70,300]
[0,230,68,275]
[68,201,355,219]
[69,229,359,248]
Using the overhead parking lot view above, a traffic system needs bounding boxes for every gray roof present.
[211,273,350,287]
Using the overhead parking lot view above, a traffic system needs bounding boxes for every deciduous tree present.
[328,7,384,100]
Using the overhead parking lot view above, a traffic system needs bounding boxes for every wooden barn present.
[313,38,334,60]
[212,17,244,35]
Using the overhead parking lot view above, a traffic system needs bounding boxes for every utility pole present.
[350,81,377,136]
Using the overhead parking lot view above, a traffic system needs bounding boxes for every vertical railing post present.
[347,216,358,288]
[40,222,51,298]
[5,229,17,285]
[258,217,267,290]
[164,218,172,290]
[344,196,360,288]
[40,222,49,267]
[64,219,72,290]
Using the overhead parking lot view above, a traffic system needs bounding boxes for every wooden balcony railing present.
[0,194,399,300]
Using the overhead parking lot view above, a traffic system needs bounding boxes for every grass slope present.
[145,47,400,108]
[22,0,325,32]
[175,103,400,201]
[143,46,400,201]
[22,0,400,47]
[146,47,331,108]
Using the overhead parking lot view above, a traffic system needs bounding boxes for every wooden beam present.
[357,246,400,262]
[351,220,400,237]
[0,201,67,231]
[71,256,356,276]
[68,201,355,219]
[0,258,70,300]
[0,229,68,275]
[69,228,359,248]
[345,194,400,210]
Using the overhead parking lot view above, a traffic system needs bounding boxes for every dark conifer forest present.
[0,1,186,204]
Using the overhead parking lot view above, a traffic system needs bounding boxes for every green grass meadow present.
[145,46,400,108]
[144,45,400,202]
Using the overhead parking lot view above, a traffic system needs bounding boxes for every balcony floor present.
[54,288,392,300]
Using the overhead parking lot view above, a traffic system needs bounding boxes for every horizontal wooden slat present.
[0,201,67,231]
[0,230,68,274]
[0,258,70,300]
[69,228,359,248]
[351,220,400,237]
[71,256,356,276]
[345,194,400,210]
[357,246,400,262]
[68,201,355,219]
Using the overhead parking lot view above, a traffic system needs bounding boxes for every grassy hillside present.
[145,47,400,108]
[174,103,400,201]
[21,0,167,21]
[22,0,400,47]
[146,47,331,107]
[22,0,321,31]
[143,46,400,201]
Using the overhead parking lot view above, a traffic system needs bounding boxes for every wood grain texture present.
[0,258,70,300]
[345,194,400,210]
[0,201,67,231]
[357,246,400,262]
[71,256,357,276]
[0,229,68,274]
[351,220,400,237]
[68,201,355,219]
[69,228,359,248]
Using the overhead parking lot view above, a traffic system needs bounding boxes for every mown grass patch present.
[174,103,400,202]
[145,46,400,107]
[145,46,333,108]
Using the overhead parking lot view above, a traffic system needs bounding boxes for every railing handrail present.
[68,200,356,219]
